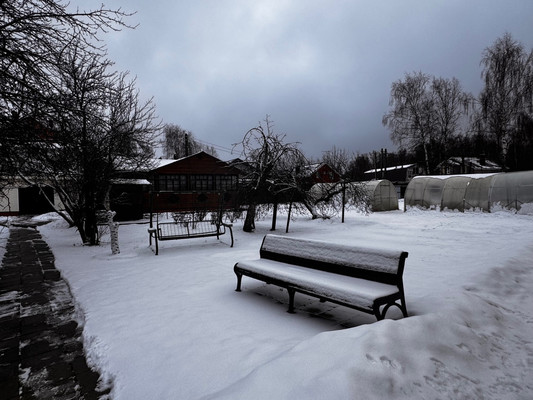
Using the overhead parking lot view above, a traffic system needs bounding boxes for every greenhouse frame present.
[404,171,533,213]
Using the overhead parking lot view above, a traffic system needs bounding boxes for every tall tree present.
[162,124,218,159]
[382,72,434,174]
[431,77,473,162]
[478,33,533,169]
[4,44,159,244]
[383,72,471,173]
[0,2,159,245]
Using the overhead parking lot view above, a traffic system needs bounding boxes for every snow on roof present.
[152,158,178,169]
[111,178,151,185]
[411,173,499,180]
[364,164,416,174]
[445,156,500,170]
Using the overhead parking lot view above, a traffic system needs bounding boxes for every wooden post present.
[373,151,378,180]
[286,201,293,233]
[149,190,154,228]
[271,202,278,231]
[341,181,346,223]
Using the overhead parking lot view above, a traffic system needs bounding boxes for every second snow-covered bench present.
[148,218,233,255]
[233,235,409,321]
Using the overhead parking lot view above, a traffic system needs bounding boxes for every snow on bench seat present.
[234,235,409,321]
[234,259,399,311]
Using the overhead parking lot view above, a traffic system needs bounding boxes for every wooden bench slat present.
[261,235,405,275]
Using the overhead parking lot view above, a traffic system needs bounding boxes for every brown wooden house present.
[148,151,241,214]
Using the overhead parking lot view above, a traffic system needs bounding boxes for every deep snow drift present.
[28,207,533,399]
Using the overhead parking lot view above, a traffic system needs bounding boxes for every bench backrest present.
[158,220,220,238]
[259,234,408,286]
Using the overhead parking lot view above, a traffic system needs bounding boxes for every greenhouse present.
[361,180,398,211]
[404,171,533,213]
[308,180,399,212]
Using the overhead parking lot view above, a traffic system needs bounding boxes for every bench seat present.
[235,259,400,311]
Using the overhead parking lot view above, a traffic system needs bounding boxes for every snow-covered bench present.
[233,235,409,321]
[148,218,233,255]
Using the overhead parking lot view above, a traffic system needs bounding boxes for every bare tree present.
[162,124,218,158]
[0,1,160,245]
[431,77,473,162]
[383,72,471,173]
[0,0,132,118]
[478,33,533,169]
[321,146,350,178]
[233,116,306,232]
[383,72,434,174]
[3,43,159,245]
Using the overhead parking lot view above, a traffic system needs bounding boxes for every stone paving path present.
[0,226,110,399]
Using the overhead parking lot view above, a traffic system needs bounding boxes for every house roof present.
[152,151,220,171]
[151,151,241,175]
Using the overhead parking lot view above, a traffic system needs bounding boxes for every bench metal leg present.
[399,301,408,318]
[287,287,296,314]
[374,300,408,321]
[228,225,234,247]
[234,269,243,292]
[373,304,384,321]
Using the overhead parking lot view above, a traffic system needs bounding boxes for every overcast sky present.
[87,0,533,160]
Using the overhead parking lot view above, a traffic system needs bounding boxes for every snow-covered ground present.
[35,207,533,399]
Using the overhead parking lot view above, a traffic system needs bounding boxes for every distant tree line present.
[382,33,533,173]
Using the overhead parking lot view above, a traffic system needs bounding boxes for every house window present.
[157,175,187,192]
[216,175,237,191]
[190,175,212,191]
[156,174,238,192]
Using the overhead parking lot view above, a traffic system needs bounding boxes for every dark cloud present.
[87,0,533,159]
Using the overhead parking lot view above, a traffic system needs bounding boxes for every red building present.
[299,163,341,188]
[148,151,241,214]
